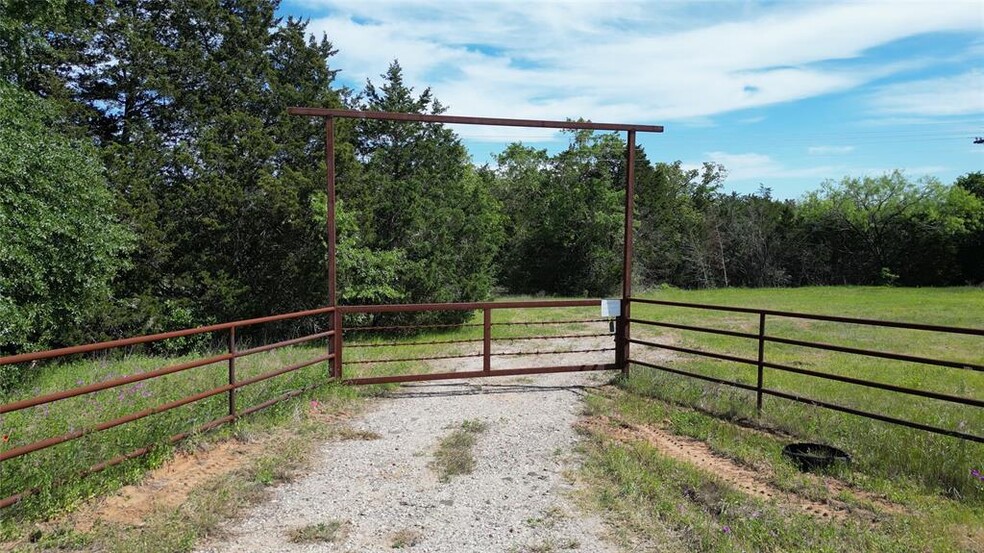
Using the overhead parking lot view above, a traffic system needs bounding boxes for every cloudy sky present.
[280,0,983,198]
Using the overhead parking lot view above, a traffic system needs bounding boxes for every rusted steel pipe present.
[338,299,599,314]
[762,335,984,372]
[628,338,758,366]
[0,306,336,366]
[0,353,232,414]
[756,313,766,414]
[342,363,618,385]
[628,298,984,336]
[629,359,984,443]
[228,327,237,417]
[490,348,614,357]
[344,322,484,332]
[0,354,331,462]
[0,381,322,509]
[629,318,759,340]
[629,315,982,371]
[332,309,343,378]
[344,353,483,365]
[494,319,607,326]
[491,333,612,341]
[345,338,484,348]
[237,330,333,357]
[288,107,664,133]
[621,130,636,376]
[483,308,492,373]
[760,360,984,408]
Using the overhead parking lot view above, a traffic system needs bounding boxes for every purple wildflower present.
[972,469,984,482]
[722,526,731,535]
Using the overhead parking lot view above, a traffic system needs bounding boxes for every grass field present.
[1,287,981,549]
[572,286,984,552]
[625,286,984,502]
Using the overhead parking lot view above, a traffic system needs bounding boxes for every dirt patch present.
[75,439,264,531]
[73,405,363,532]
[578,415,904,523]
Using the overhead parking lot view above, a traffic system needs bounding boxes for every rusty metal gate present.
[0,110,661,508]
[286,108,664,384]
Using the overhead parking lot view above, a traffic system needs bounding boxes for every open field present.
[627,286,984,502]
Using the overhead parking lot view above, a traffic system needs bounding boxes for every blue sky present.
[280,1,983,199]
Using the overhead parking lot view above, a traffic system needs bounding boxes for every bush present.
[0,83,132,359]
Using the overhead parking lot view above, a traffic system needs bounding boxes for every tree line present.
[2,0,982,360]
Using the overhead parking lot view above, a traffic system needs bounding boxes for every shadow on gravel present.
[381,381,610,399]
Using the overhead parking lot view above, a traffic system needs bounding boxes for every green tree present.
[798,171,981,285]
[63,1,346,337]
[351,61,503,321]
[494,131,626,296]
[0,83,132,358]
[955,172,984,283]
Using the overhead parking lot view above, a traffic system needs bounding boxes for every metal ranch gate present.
[0,110,663,508]
[286,107,665,383]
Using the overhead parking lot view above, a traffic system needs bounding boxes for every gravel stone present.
[196,370,619,552]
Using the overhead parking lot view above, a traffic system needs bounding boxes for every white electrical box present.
[601,299,621,318]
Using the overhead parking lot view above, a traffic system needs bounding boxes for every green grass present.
[286,520,351,544]
[430,419,489,481]
[626,286,984,502]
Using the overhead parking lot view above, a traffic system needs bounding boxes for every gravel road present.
[197,363,620,552]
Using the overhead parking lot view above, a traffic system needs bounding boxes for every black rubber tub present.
[782,443,850,471]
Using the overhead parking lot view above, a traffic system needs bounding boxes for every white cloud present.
[808,145,855,155]
[296,1,981,140]
[704,151,838,181]
[871,70,984,116]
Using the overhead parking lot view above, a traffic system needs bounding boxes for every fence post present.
[483,307,491,373]
[332,309,343,379]
[228,326,237,418]
[615,310,626,373]
[756,312,765,415]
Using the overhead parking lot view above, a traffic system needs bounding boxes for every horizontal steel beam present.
[629,359,984,443]
[628,298,984,336]
[0,306,336,366]
[342,363,617,385]
[339,299,599,314]
[287,108,663,133]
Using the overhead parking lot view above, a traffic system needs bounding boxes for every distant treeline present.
[2,1,983,357]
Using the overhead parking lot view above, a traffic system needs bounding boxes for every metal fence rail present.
[334,300,616,385]
[0,306,337,509]
[627,297,984,443]
[0,299,619,510]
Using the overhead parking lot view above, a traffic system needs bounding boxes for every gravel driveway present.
[196,368,620,552]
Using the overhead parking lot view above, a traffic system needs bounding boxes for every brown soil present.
[578,415,905,523]
[74,439,265,531]
[72,407,359,532]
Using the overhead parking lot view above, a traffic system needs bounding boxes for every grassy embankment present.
[580,286,983,552]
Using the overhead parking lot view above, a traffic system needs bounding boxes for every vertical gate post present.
[483,307,492,373]
[333,308,343,379]
[614,313,626,370]
[756,312,766,414]
[325,116,338,379]
[621,130,636,376]
[228,326,237,418]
